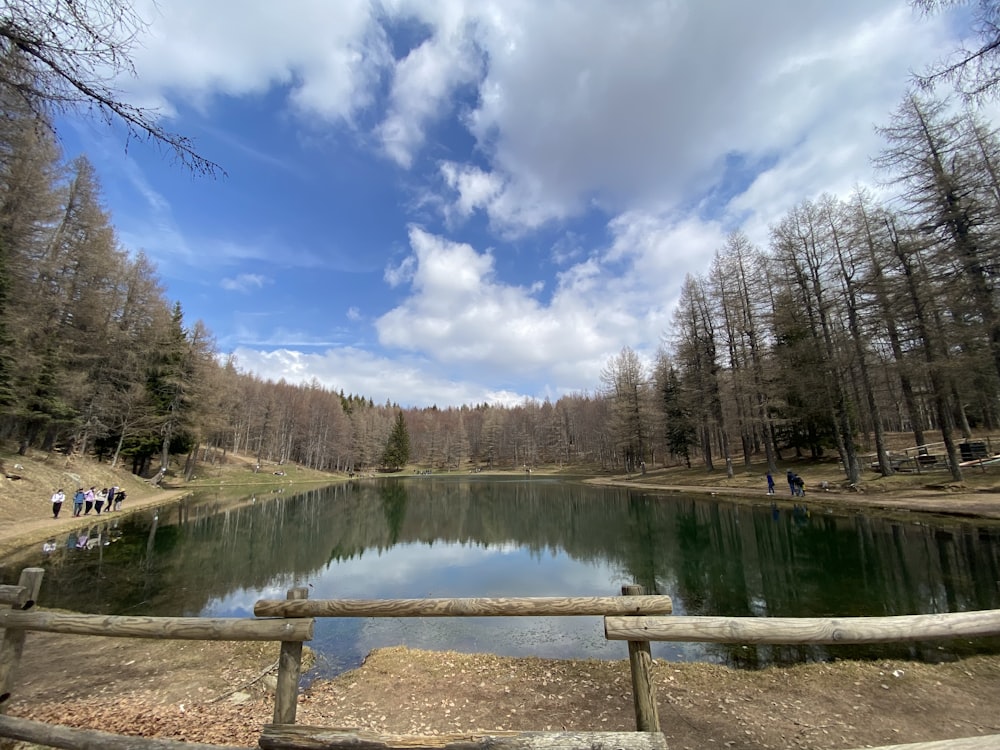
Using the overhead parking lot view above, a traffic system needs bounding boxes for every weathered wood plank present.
[254,596,673,619]
[258,727,668,750]
[621,585,659,733]
[0,584,31,608]
[604,610,1000,644]
[0,610,313,642]
[864,736,1000,750]
[0,713,253,749]
[274,586,309,725]
[0,568,43,709]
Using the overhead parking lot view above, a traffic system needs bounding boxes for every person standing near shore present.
[83,487,95,514]
[50,489,65,518]
[766,472,775,495]
[72,488,84,516]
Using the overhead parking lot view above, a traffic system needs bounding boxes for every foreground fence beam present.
[0,713,253,750]
[254,595,673,619]
[605,610,1000,644]
[273,586,309,726]
[0,610,313,642]
[0,567,44,710]
[259,726,669,750]
[864,737,1000,750]
[0,584,32,609]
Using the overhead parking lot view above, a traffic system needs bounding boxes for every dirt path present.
[585,476,1000,521]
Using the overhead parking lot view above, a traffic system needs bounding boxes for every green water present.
[4,476,999,674]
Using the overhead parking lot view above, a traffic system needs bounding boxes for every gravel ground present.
[7,637,1000,749]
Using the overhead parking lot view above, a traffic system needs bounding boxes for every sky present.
[59,0,969,408]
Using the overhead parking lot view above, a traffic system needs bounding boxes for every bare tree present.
[600,346,652,473]
[913,1,1000,100]
[0,0,221,175]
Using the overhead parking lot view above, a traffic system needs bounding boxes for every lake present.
[4,475,999,677]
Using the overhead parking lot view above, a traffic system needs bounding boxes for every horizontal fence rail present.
[258,727,670,750]
[604,610,1000,644]
[253,595,673,619]
[0,609,313,642]
[0,714,252,750]
[0,585,32,609]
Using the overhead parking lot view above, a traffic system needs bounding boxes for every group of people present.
[49,486,127,518]
[765,470,806,497]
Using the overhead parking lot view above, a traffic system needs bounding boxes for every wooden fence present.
[1,566,999,749]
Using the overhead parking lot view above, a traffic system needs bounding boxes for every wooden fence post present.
[272,586,309,725]
[0,567,44,710]
[622,584,660,733]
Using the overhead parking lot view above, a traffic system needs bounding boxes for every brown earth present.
[2,449,1000,749]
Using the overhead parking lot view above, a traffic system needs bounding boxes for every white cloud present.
[440,162,504,221]
[377,22,482,167]
[119,1,955,234]
[221,273,271,292]
[229,346,526,408]
[128,0,386,123]
[373,218,723,392]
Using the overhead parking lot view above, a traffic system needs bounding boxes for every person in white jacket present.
[50,488,65,518]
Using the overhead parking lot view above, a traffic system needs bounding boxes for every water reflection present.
[2,477,999,676]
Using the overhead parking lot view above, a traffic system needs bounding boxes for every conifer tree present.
[382,411,411,471]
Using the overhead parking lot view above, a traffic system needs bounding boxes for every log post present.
[621,584,660,732]
[0,567,44,710]
[272,586,309,725]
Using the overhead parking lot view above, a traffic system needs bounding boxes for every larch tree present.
[913,0,1000,101]
[600,345,652,472]
[672,274,734,475]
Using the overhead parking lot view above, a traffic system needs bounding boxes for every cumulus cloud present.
[377,21,482,167]
[374,217,725,391]
[121,1,953,233]
[128,0,386,122]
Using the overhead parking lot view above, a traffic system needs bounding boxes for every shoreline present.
[0,486,193,560]
[4,468,1000,560]
[583,475,1000,521]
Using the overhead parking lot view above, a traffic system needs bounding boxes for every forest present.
[2,4,1000,485]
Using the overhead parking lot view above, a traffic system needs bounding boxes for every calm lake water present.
[3,476,1000,677]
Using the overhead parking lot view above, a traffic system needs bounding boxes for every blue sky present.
[60,0,964,408]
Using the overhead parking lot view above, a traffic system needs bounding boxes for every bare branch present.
[0,0,223,176]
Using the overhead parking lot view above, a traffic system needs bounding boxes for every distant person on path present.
[50,488,65,518]
[766,472,775,495]
[72,488,85,517]
[83,487,95,514]
[786,470,796,495]
[94,488,106,514]
[794,475,805,497]
[115,490,126,511]
[107,486,117,510]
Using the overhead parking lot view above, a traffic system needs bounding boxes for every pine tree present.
[382,411,411,471]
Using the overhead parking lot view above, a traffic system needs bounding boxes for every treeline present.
[604,94,1000,484]
[2,67,998,482]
